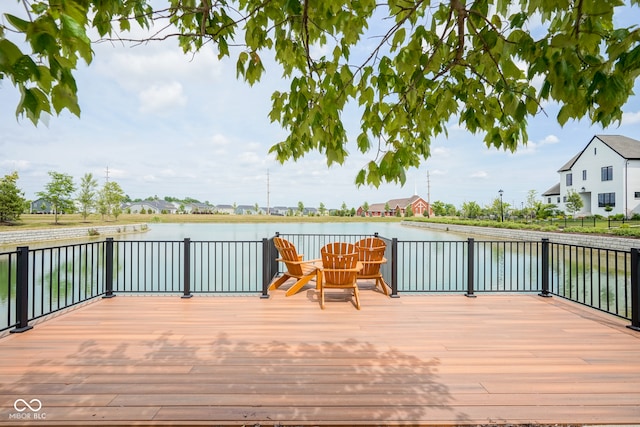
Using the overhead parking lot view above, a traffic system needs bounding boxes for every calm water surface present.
[115,222,467,242]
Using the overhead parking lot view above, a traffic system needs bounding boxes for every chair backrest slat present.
[321,242,358,286]
[356,238,386,276]
[274,237,304,275]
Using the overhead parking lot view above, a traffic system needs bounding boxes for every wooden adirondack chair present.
[269,237,320,296]
[355,237,389,295]
[318,242,362,309]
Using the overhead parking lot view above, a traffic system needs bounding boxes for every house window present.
[598,192,616,207]
[594,147,597,155]
[547,197,551,203]
[635,192,640,199]
[563,196,567,203]
[557,197,561,203]
[582,170,587,180]
[601,166,613,181]
[566,173,572,186]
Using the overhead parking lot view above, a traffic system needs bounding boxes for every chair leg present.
[285,274,315,297]
[318,272,325,309]
[353,285,361,310]
[377,276,389,296]
[268,274,290,290]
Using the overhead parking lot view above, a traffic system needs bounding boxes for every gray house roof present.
[597,135,640,159]
[542,183,560,196]
[558,134,640,172]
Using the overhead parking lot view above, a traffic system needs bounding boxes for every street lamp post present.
[499,189,504,222]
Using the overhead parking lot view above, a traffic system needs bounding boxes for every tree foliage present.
[99,181,125,220]
[2,1,640,185]
[0,172,25,223]
[461,200,482,218]
[37,171,76,224]
[565,189,584,216]
[77,172,98,220]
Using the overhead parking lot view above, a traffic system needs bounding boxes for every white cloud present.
[138,82,187,114]
[622,110,640,125]
[541,134,559,145]
[470,171,488,178]
[432,147,451,157]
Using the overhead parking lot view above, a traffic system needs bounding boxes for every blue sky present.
[1,3,639,211]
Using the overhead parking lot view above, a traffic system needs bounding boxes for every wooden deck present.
[1,285,640,426]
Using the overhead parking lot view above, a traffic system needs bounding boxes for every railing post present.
[538,238,552,297]
[465,238,476,298]
[182,238,192,298]
[390,238,399,298]
[103,238,116,299]
[628,248,640,331]
[11,246,33,333]
[261,238,271,299]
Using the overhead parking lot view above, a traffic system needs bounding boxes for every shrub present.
[88,228,99,236]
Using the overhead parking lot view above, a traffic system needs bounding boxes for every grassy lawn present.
[0,214,402,231]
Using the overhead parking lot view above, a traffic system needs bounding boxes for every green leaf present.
[4,14,30,32]
[52,83,79,116]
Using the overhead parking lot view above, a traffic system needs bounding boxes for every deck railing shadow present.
[1,233,639,333]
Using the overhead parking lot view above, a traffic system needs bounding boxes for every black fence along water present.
[1,235,639,333]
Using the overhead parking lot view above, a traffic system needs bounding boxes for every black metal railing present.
[2,234,639,333]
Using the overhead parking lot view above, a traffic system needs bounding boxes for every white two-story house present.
[543,135,640,218]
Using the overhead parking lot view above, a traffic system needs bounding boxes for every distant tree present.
[488,197,510,221]
[361,201,369,217]
[431,201,446,216]
[318,202,326,216]
[254,202,260,214]
[297,201,304,216]
[0,172,26,223]
[384,203,390,216]
[565,190,584,217]
[340,202,348,217]
[77,173,98,221]
[37,171,76,224]
[405,205,414,217]
[534,203,556,219]
[99,181,125,220]
[461,201,482,219]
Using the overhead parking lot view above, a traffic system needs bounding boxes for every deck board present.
[1,290,640,426]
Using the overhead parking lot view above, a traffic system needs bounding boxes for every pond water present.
[113,222,467,242]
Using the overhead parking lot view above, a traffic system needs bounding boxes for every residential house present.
[358,195,433,217]
[125,200,178,214]
[235,205,257,215]
[543,135,640,217]
[215,204,235,215]
[30,198,54,214]
[185,202,215,214]
[270,206,289,216]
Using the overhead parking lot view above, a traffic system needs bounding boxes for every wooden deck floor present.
[1,286,640,426]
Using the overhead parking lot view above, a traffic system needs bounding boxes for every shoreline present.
[403,220,640,251]
[0,223,149,248]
